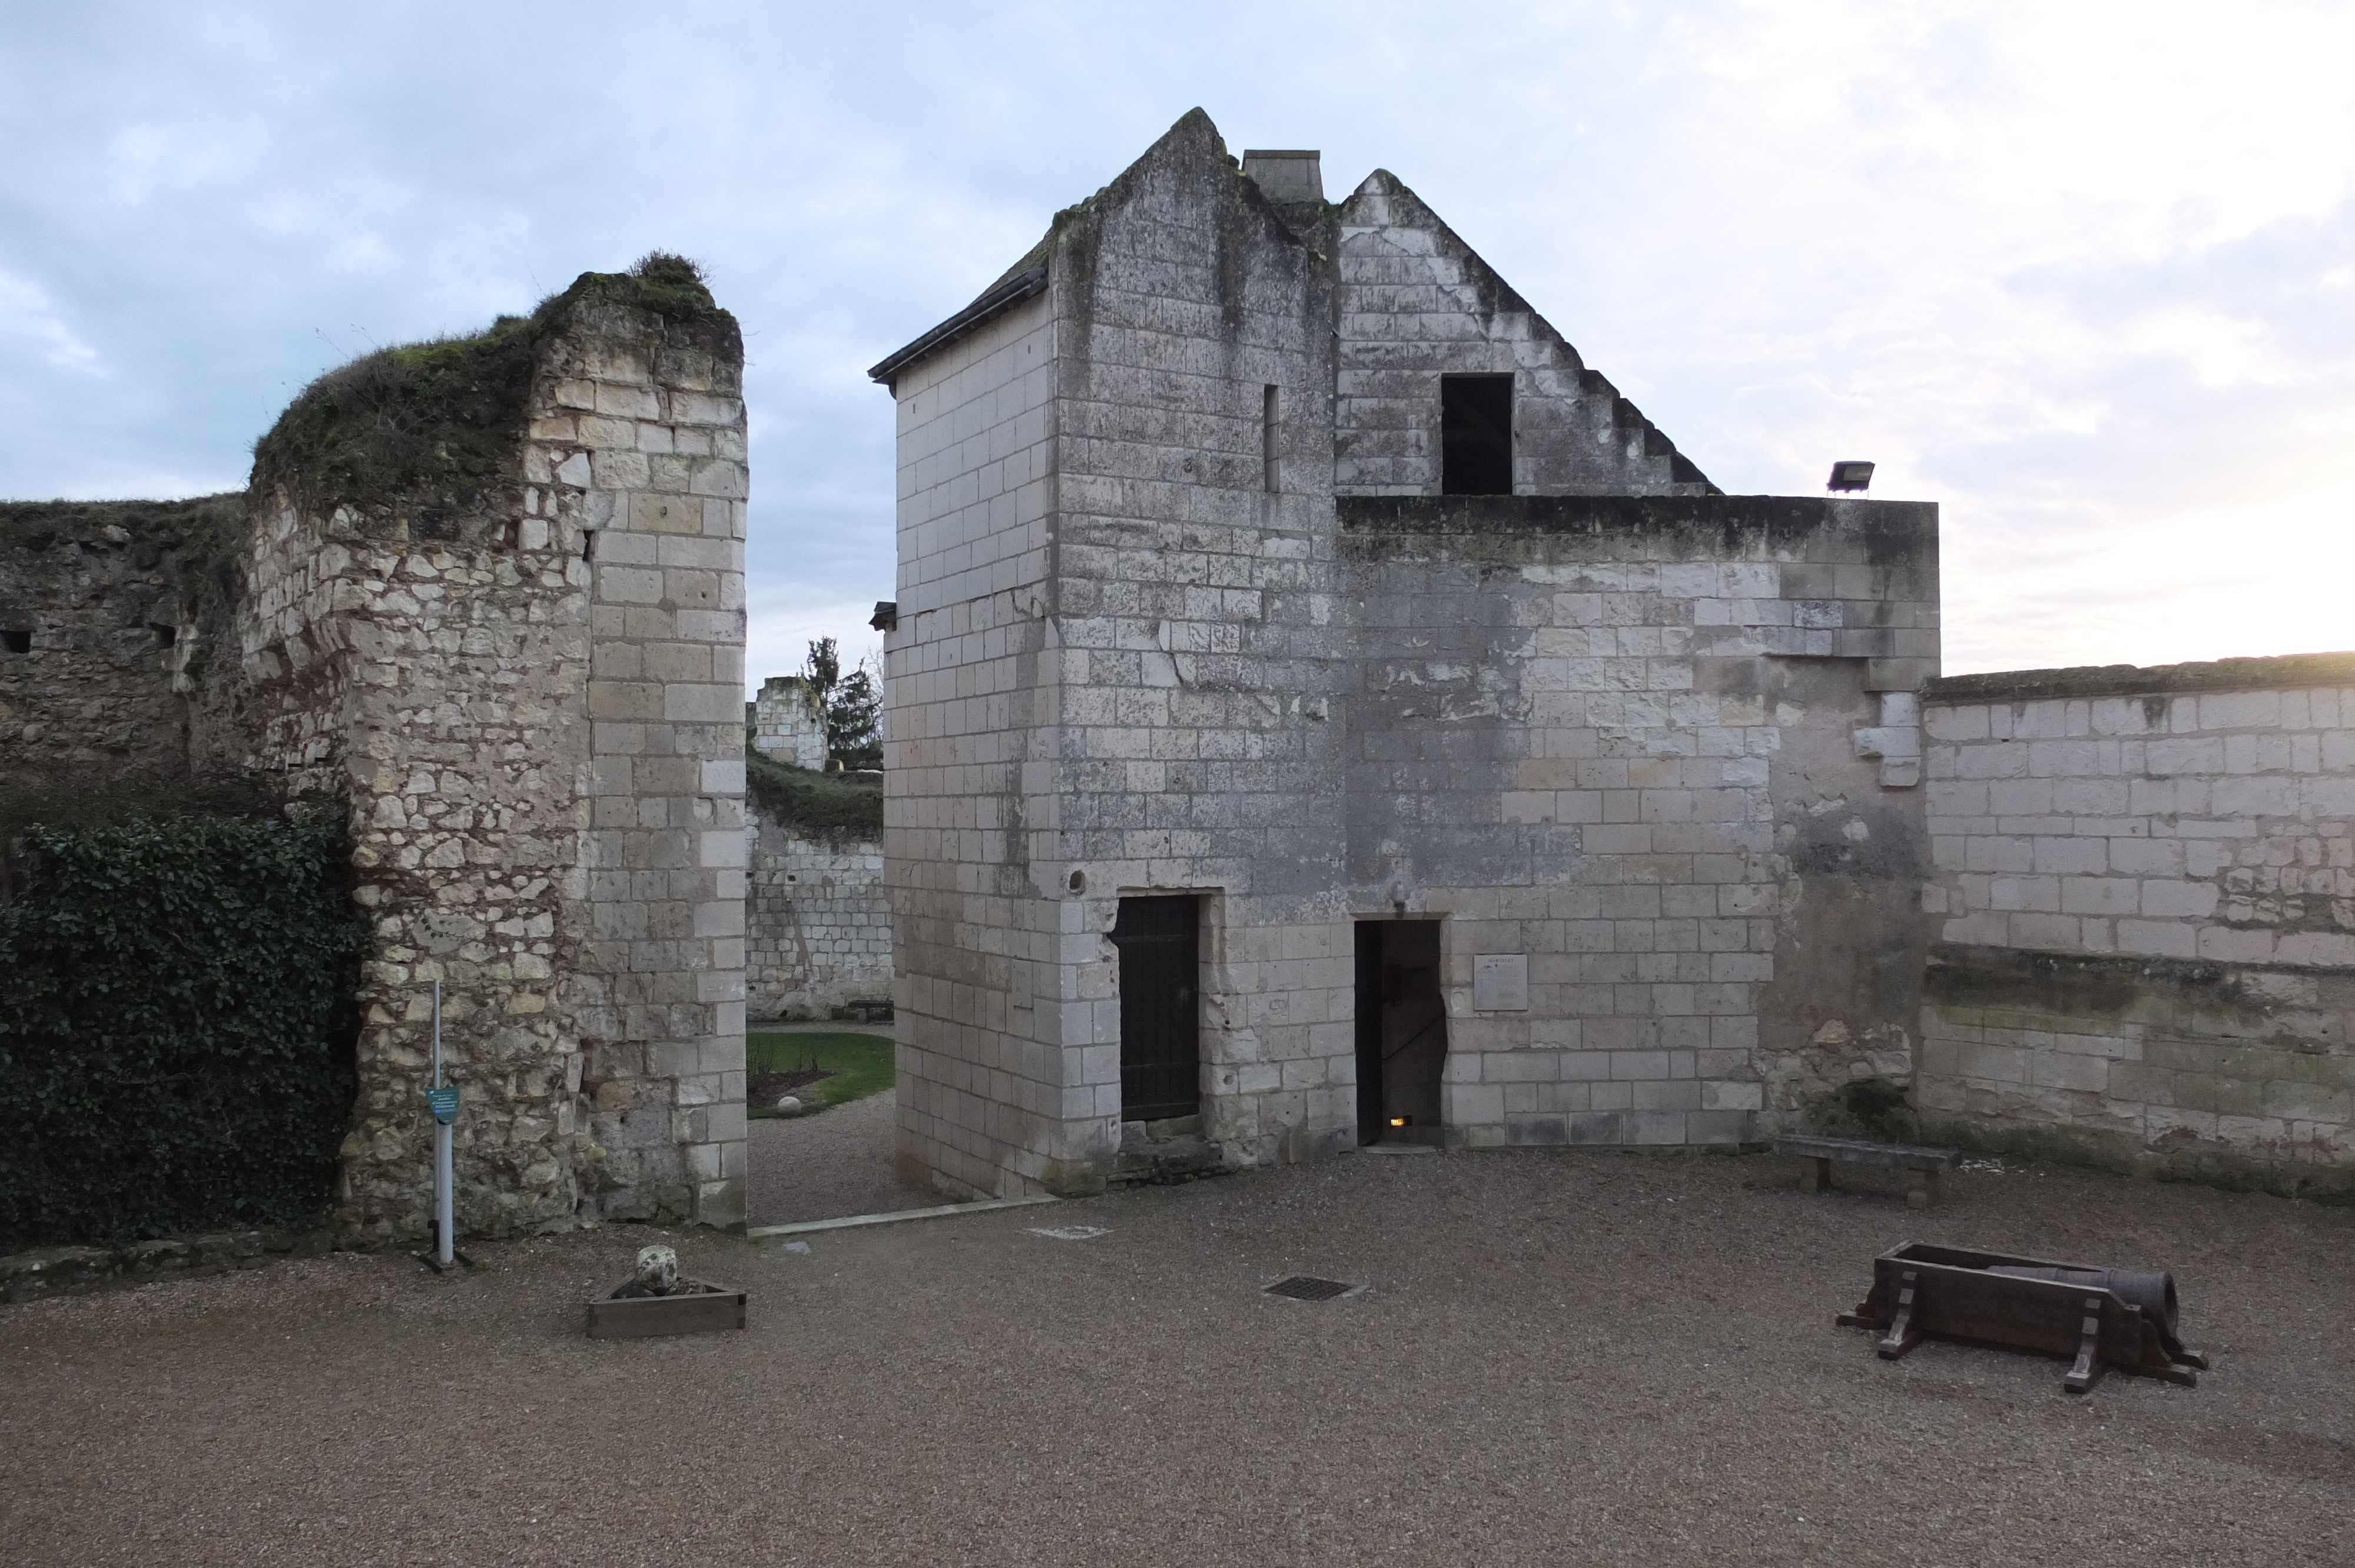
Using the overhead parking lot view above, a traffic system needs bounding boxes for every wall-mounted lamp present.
[1390,881,1407,915]
[1826,461,1875,493]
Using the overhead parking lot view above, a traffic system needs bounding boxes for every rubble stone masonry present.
[1,270,748,1240]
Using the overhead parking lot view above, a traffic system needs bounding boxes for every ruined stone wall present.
[751,674,828,769]
[203,483,593,1240]
[0,498,228,780]
[746,808,890,1019]
[3,270,750,1243]
[543,297,750,1230]
[1919,656,2355,1195]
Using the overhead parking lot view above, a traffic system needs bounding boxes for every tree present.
[800,637,881,770]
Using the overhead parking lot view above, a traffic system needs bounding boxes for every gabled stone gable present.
[877,111,1936,1200]
[1334,171,1717,498]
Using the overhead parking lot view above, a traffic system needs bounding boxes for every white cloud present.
[4,0,2353,678]
[0,268,103,374]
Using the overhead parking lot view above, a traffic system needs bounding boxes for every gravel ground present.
[4,1151,2350,1567]
[747,1088,937,1226]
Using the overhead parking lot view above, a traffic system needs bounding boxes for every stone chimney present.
[1242,149,1323,205]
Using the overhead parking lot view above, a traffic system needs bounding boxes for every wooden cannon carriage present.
[1838,1241,2207,1393]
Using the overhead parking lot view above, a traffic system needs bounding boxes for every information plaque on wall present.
[1472,954,1530,1011]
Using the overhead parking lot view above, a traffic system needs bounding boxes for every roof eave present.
[867,265,1050,388]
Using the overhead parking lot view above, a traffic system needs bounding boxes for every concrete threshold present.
[1358,1142,1440,1157]
[745,1192,1060,1238]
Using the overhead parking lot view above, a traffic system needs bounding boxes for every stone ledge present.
[1336,493,1938,552]
[1925,941,2355,1018]
[0,1227,333,1305]
[1926,650,2355,705]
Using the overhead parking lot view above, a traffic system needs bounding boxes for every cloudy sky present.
[4,1,2351,683]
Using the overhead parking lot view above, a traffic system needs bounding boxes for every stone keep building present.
[870,111,1941,1199]
[0,261,751,1237]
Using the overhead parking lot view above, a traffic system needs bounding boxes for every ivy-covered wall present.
[0,806,369,1250]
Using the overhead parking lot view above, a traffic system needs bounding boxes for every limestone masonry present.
[1,261,751,1238]
[746,803,890,1019]
[1918,655,2355,1194]
[7,121,2350,1237]
[866,110,2351,1204]
[869,112,1939,1199]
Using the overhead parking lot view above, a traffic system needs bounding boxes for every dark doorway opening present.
[1440,374,1514,496]
[1355,919,1448,1145]
[1113,895,1200,1122]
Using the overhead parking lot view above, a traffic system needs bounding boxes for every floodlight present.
[1827,461,1875,493]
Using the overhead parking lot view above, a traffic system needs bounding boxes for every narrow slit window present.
[1262,384,1280,493]
[1441,374,1514,496]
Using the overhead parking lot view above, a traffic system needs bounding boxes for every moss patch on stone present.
[248,253,727,526]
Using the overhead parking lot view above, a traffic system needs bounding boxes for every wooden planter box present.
[585,1278,747,1340]
[1838,1241,2205,1392]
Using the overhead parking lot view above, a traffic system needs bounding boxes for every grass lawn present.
[745,1029,895,1109]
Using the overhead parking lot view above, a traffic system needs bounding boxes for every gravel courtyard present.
[4,1150,2350,1567]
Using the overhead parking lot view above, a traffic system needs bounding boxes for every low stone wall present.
[747,808,890,1019]
[0,1227,334,1304]
[1919,655,2355,1197]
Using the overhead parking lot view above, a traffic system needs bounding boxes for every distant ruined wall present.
[745,807,891,1019]
[751,674,829,770]
[1919,655,2355,1198]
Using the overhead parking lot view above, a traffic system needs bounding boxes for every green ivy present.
[0,805,370,1250]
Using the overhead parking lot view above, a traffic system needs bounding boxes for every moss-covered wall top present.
[248,255,737,542]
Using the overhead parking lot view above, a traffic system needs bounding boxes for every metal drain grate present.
[1265,1275,1355,1301]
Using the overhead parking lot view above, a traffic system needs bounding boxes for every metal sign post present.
[417,981,467,1273]
[433,981,452,1268]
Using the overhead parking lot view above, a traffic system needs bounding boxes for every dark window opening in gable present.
[1441,374,1514,496]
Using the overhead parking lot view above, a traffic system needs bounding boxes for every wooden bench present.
[1773,1134,1962,1209]
[844,998,894,1024]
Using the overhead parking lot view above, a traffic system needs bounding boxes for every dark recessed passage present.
[1265,1275,1355,1301]
[1441,373,1514,495]
[1111,894,1200,1122]
[1356,918,1448,1147]
[1,628,30,655]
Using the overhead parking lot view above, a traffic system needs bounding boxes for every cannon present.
[1837,1241,2207,1393]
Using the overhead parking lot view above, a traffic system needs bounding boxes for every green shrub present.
[0,804,370,1250]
